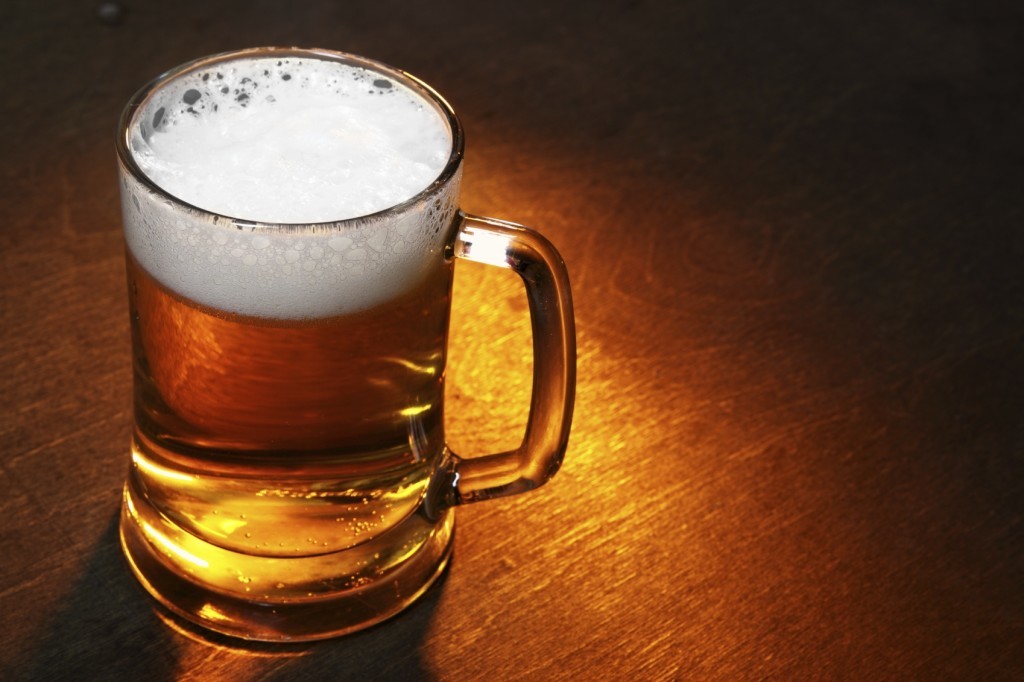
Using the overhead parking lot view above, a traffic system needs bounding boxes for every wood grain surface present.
[2,1,1022,679]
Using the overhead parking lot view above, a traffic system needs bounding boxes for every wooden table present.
[3,1,1022,679]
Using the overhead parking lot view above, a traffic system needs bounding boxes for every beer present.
[118,50,462,634]
[127,252,450,554]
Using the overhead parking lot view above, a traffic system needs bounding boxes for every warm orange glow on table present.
[2,1,1021,678]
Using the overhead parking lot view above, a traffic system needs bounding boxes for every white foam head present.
[119,50,461,319]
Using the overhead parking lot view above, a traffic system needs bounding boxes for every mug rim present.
[116,46,465,232]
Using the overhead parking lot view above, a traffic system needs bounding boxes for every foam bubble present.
[120,54,461,320]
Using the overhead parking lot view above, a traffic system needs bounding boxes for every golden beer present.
[126,247,452,545]
[121,247,458,630]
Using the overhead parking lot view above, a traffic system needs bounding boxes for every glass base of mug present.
[119,483,455,641]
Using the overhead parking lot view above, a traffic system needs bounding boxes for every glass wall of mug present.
[116,47,575,641]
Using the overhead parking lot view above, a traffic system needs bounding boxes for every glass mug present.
[115,47,575,641]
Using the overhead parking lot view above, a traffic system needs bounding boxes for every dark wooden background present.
[2,1,1022,679]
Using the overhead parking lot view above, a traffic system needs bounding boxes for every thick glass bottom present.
[119,482,454,641]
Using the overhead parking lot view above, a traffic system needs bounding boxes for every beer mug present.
[115,47,575,641]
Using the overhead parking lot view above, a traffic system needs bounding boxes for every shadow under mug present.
[115,47,575,641]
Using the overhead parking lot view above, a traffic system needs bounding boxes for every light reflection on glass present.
[197,603,232,623]
[132,447,195,483]
[399,404,432,417]
[140,520,210,569]
[462,228,513,268]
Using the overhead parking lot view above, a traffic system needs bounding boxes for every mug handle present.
[430,212,576,508]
